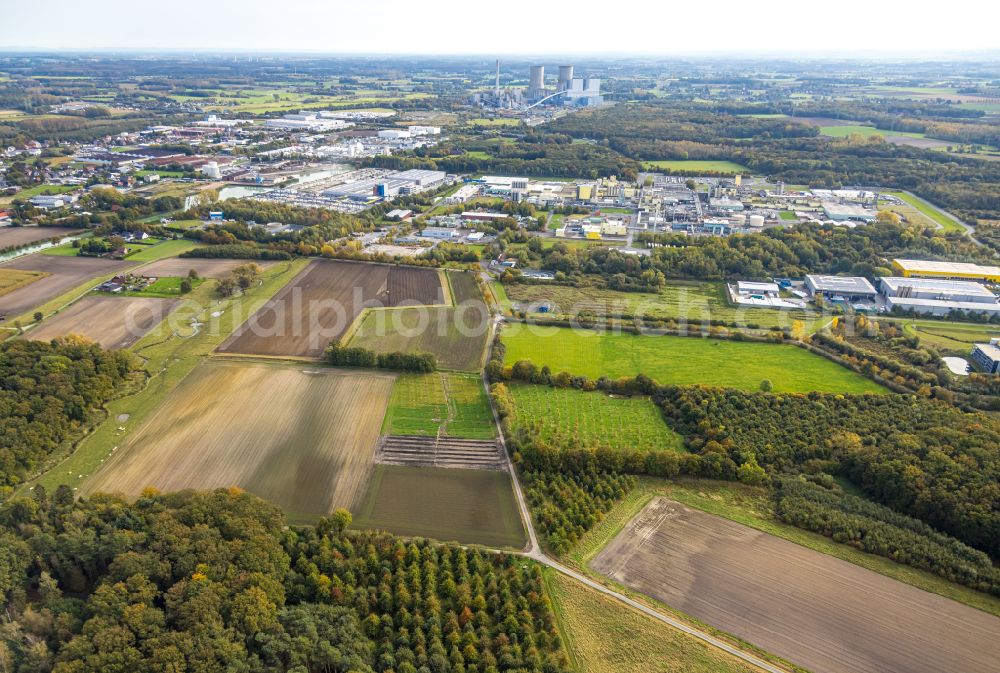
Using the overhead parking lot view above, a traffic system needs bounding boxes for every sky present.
[2,0,999,56]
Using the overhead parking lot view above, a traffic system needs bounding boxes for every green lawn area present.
[126,238,203,262]
[778,210,798,221]
[542,568,762,673]
[643,160,748,174]
[568,478,1000,620]
[1,184,76,206]
[896,318,1000,352]
[381,372,496,439]
[40,243,85,257]
[500,323,885,394]
[464,150,493,160]
[505,383,684,453]
[120,276,204,298]
[882,190,965,233]
[548,213,565,231]
[503,281,827,332]
[819,125,925,139]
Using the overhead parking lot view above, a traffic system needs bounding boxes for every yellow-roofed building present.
[891,259,1000,283]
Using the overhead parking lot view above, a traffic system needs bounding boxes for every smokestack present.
[495,59,500,96]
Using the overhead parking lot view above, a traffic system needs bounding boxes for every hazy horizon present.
[3,0,999,55]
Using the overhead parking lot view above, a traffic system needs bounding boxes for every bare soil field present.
[884,136,952,149]
[0,255,135,320]
[591,498,1000,673]
[25,296,179,349]
[137,257,276,279]
[0,226,81,249]
[386,266,445,306]
[84,361,395,521]
[218,260,445,358]
[353,465,525,548]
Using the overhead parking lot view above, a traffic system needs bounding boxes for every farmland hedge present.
[326,343,436,372]
[775,478,1000,596]
[180,244,293,260]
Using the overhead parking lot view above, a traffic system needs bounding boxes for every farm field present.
[591,498,1000,673]
[0,226,81,249]
[124,238,203,262]
[381,372,496,439]
[502,281,826,332]
[818,124,926,139]
[348,271,489,371]
[138,257,276,279]
[501,323,885,393]
[643,160,748,173]
[219,260,443,359]
[353,465,525,548]
[571,478,1000,618]
[505,383,684,453]
[25,296,178,349]
[543,570,760,673]
[0,254,135,320]
[84,361,395,522]
[0,268,46,297]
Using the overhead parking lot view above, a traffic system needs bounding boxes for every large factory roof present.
[892,259,1000,280]
[879,276,996,299]
[805,275,878,295]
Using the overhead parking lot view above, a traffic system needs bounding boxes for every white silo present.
[748,214,765,227]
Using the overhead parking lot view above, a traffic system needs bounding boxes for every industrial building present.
[804,275,878,301]
[885,296,1000,317]
[891,259,1000,283]
[822,202,877,223]
[421,227,459,239]
[879,277,997,303]
[971,341,1000,374]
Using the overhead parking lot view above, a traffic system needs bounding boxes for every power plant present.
[472,60,604,110]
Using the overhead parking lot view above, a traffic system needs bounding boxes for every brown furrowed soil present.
[138,258,276,279]
[218,259,445,359]
[0,254,135,319]
[591,498,1000,673]
[353,465,525,548]
[0,226,81,249]
[25,295,179,349]
[84,361,395,521]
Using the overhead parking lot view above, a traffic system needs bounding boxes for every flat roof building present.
[822,202,877,222]
[892,259,1000,283]
[971,341,1000,374]
[805,275,878,300]
[421,227,458,239]
[879,277,997,304]
[737,281,780,296]
[886,296,1000,317]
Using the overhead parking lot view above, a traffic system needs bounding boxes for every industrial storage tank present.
[558,65,574,91]
[748,214,765,227]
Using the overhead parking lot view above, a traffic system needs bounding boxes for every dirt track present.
[0,254,135,319]
[592,498,1000,673]
[138,257,276,279]
[25,295,178,349]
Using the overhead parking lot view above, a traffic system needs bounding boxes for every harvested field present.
[84,361,395,521]
[137,257,276,279]
[0,226,80,249]
[387,266,446,306]
[0,254,135,319]
[25,296,178,349]
[592,498,1000,673]
[218,260,444,358]
[349,272,490,371]
[0,269,47,297]
[353,465,526,548]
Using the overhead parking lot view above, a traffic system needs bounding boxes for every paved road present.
[479,315,787,673]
